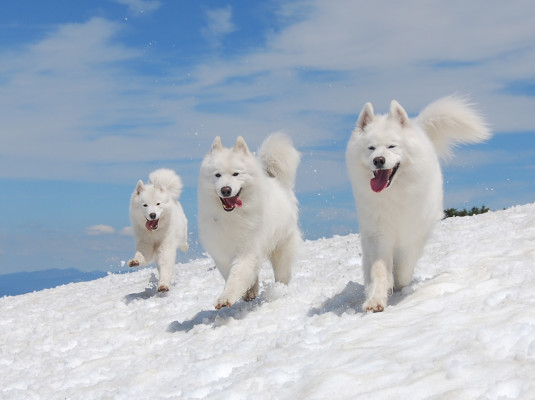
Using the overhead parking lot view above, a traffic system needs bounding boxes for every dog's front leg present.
[362,259,394,312]
[361,235,394,312]
[155,245,175,292]
[128,244,153,268]
[215,254,259,309]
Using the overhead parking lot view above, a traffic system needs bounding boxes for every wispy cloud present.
[86,225,116,236]
[201,6,236,47]
[0,17,198,183]
[190,1,535,125]
[119,226,134,236]
[0,18,140,159]
[1,1,535,191]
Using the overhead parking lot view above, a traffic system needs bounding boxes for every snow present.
[2,203,535,399]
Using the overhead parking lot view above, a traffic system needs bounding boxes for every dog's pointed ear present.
[211,136,223,151]
[357,102,374,131]
[233,136,250,154]
[389,100,410,127]
[135,180,144,195]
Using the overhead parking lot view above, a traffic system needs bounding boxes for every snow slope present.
[1,203,535,400]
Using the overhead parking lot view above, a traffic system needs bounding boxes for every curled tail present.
[258,133,300,189]
[148,168,183,199]
[417,96,491,159]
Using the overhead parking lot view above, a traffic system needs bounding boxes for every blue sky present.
[1,0,534,275]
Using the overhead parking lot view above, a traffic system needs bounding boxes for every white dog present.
[346,96,490,312]
[128,168,189,292]
[198,134,302,309]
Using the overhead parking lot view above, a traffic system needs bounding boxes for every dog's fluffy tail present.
[417,96,491,159]
[148,168,183,199]
[258,133,300,189]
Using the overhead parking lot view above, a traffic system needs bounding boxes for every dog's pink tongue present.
[145,219,159,231]
[370,170,389,193]
[229,196,242,207]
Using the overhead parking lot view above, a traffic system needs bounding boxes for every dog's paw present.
[363,299,386,313]
[215,289,243,309]
[128,259,140,267]
[244,287,258,302]
[215,300,231,310]
[157,285,169,292]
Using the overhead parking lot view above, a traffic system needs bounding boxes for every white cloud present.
[1,1,535,193]
[85,225,116,236]
[0,17,199,182]
[201,6,236,47]
[0,18,141,156]
[190,0,535,128]
[119,226,134,237]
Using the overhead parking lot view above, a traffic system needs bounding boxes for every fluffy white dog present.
[128,168,189,292]
[198,134,302,309]
[346,96,491,312]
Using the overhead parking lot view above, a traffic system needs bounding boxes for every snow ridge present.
[1,204,535,399]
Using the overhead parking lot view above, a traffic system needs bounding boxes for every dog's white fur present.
[128,168,188,292]
[346,96,490,312]
[198,134,302,309]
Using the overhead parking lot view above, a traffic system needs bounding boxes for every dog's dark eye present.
[215,173,221,178]
[388,145,396,149]
[156,203,160,206]
[143,204,148,207]
[368,146,375,151]
[233,172,239,177]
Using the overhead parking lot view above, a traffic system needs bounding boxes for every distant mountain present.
[0,268,108,297]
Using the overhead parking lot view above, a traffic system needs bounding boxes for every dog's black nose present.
[373,156,386,168]
[149,213,157,220]
[220,186,232,197]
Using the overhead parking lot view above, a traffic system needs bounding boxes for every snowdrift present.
[1,203,535,399]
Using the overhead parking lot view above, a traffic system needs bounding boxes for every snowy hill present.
[1,203,535,399]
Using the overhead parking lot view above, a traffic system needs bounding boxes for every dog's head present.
[349,100,410,193]
[201,136,256,212]
[131,181,171,230]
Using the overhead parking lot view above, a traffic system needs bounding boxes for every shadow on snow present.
[123,273,168,304]
[307,280,409,316]
[167,295,265,333]
[308,281,366,317]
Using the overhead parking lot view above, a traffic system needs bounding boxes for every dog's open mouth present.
[219,189,243,212]
[370,163,400,193]
[145,219,159,231]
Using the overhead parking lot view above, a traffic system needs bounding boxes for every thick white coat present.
[198,134,302,308]
[129,168,188,291]
[346,96,490,311]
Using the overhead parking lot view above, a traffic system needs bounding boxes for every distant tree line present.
[444,205,490,218]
